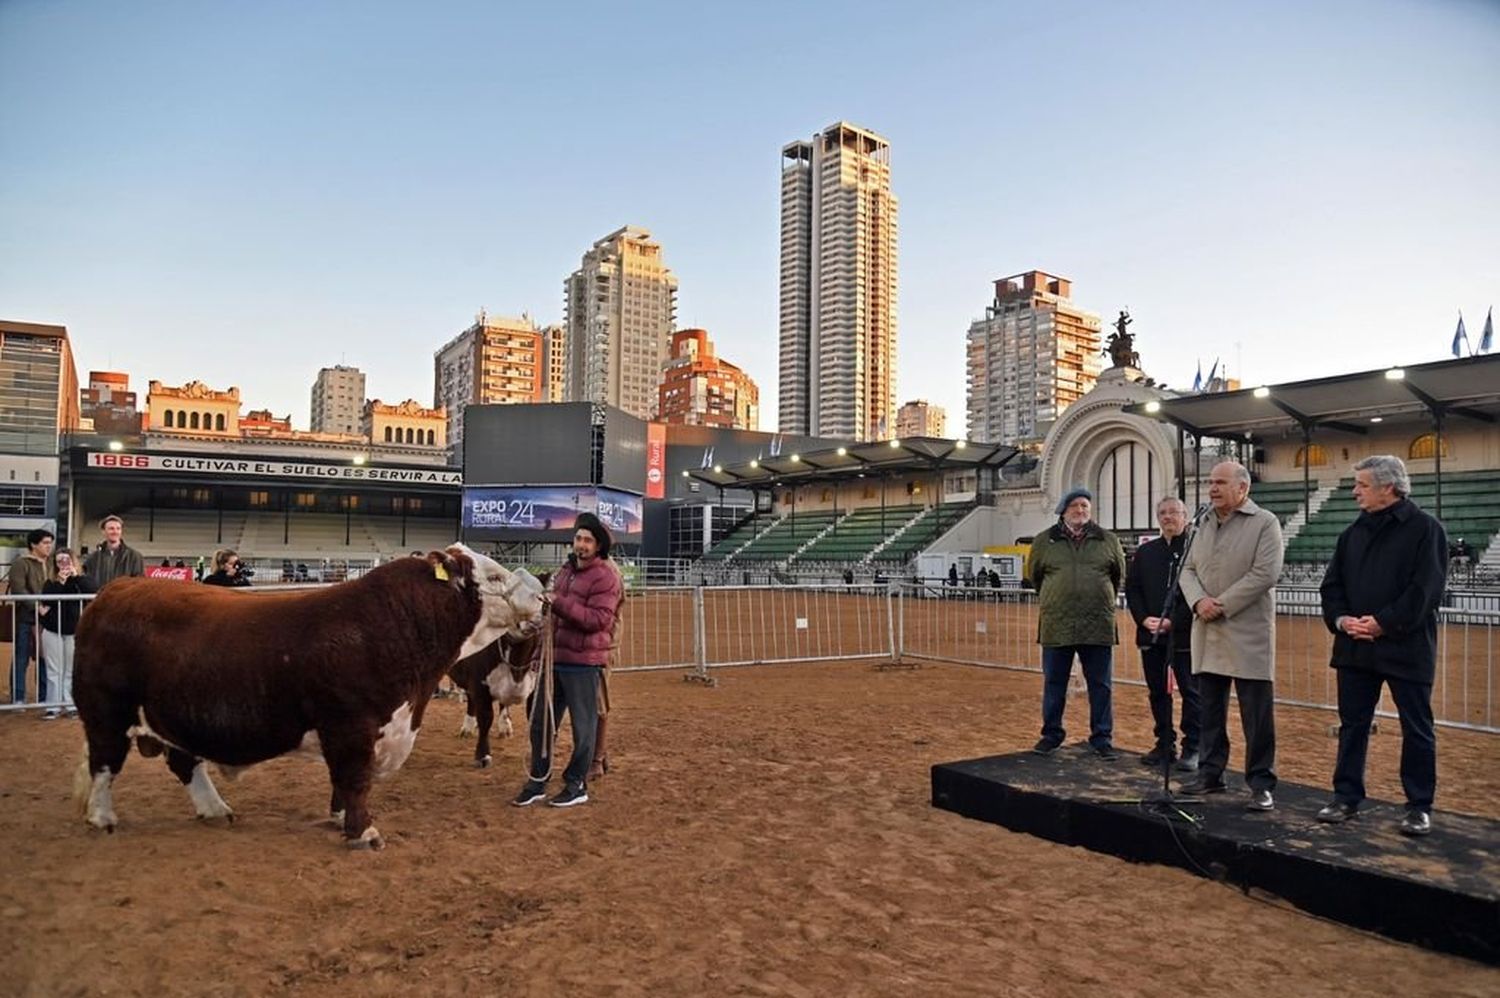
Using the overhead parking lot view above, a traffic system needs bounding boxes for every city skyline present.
[2,1,1497,436]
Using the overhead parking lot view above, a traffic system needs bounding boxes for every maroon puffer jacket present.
[550,557,624,666]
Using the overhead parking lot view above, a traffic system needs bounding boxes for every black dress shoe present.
[1178,777,1227,795]
[1031,738,1062,756]
[1315,800,1358,824]
[1139,746,1175,768]
[1092,743,1120,761]
[1399,809,1432,837]
[1245,788,1274,811]
[1174,752,1200,773]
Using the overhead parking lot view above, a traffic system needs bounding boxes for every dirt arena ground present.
[1,659,1496,997]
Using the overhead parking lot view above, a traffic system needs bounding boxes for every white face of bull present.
[449,544,547,659]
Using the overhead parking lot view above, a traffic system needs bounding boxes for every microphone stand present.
[1143,506,1209,814]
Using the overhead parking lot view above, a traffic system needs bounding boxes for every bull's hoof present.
[347,826,384,850]
[474,755,491,769]
[196,808,236,825]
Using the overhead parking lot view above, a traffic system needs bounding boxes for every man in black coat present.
[1318,455,1447,837]
[1125,497,1201,772]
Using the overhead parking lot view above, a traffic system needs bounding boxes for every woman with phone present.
[39,548,96,719]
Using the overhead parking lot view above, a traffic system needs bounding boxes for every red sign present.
[645,422,667,499]
[146,566,194,582]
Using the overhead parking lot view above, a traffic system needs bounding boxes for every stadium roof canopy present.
[684,437,1019,490]
[1121,354,1500,440]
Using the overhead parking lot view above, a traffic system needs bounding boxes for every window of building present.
[426,429,435,445]
[1294,444,1329,468]
[190,412,200,430]
[1408,433,1450,461]
[295,493,317,508]
[0,486,46,516]
[384,426,393,442]
[215,414,225,431]
[248,491,271,507]
[163,410,174,428]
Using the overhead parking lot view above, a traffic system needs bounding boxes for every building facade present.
[564,226,678,420]
[778,121,898,441]
[147,380,242,436]
[310,365,366,435]
[81,371,142,437]
[656,328,760,430]
[0,320,81,565]
[541,323,567,403]
[363,399,447,449]
[965,271,1101,447]
[896,400,946,439]
[433,312,545,452]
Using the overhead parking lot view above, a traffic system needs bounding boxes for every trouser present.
[528,665,601,789]
[1140,644,1200,755]
[1332,668,1436,812]
[1040,645,1113,748]
[40,630,75,707]
[10,617,47,704]
[1197,673,1276,791]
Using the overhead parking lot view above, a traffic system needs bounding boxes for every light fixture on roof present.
[1253,386,1271,398]
[749,459,758,468]
[790,453,801,462]
[890,439,901,448]
[681,470,690,478]
[1385,368,1405,380]
[954,440,966,449]
[352,454,367,466]
[713,465,722,474]
[1145,401,1162,413]
[1370,416,1383,423]
[107,440,124,452]
[836,447,847,456]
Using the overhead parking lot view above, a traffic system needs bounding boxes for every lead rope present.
[523,616,557,784]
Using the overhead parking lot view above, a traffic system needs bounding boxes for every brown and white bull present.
[71,545,545,849]
[448,630,541,768]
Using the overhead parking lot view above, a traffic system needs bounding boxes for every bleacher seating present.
[873,503,974,564]
[732,510,842,561]
[1284,470,1500,563]
[791,505,925,563]
[1249,480,1317,524]
[124,509,246,560]
[700,512,777,561]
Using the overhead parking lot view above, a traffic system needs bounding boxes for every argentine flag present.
[1192,361,1203,393]
[1481,308,1494,354]
[1451,313,1469,358]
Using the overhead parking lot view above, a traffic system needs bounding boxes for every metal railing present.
[4,583,1496,733]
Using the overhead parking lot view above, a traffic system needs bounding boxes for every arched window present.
[214,414,225,431]
[190,412,200,430]
[405,427,415,444]
[164,410,174,428]
[1094,440,1160,533]
[1409,433,1450,460]
[426,429,435,445]
[203,412,212,429]
[384,426,393,442]
[1294,443,1328,468]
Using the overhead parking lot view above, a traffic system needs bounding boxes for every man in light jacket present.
[1178,462,1284,810]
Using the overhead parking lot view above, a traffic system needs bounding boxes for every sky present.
[2,0,1497,435]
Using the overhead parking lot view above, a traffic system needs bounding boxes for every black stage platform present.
[932,748,1498,965]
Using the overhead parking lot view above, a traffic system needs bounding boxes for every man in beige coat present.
[1177,462,1284,810]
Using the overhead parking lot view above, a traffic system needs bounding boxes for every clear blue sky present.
[3,0,1497,434]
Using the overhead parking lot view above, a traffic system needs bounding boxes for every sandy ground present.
[1,660,1497,997]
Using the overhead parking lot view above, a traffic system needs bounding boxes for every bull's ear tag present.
[434,563,450,582]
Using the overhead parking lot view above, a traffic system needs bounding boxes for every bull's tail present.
[72,743,92,816]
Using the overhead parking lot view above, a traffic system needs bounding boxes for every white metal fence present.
[4,583,1496,733]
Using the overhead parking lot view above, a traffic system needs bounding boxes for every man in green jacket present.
[1029,488,1127,760]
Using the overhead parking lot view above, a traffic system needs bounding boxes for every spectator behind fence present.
[1178,462,1284,811]
[1317,454,1447,838]
[39,547,95,719]
[203,549,252,587]
[83,515,145,589]
[9,528,54,704]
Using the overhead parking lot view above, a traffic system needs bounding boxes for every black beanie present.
[573,511,612,559]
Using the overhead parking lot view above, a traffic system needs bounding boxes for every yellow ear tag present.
[434,563,450,582]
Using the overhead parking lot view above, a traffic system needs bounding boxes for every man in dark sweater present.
[1125,497,1202,772]
[82,515,145,589]
[1318,455,1447,837]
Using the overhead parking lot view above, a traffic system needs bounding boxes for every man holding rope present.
[513,512,623,809]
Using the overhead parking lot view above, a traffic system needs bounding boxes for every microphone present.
[1191,502,1212,523]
